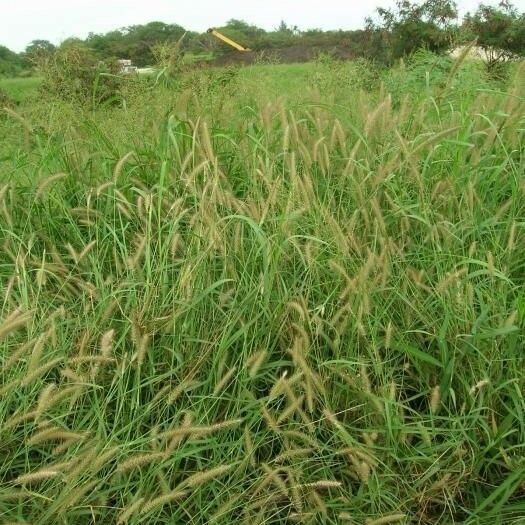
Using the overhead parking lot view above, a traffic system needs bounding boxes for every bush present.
[0,45,31,77]
[179,66,240,98]
[311,54,380,95]
[367,0,458,64]
[464,3,525,71]
[37,44,123,107]
[382,49,489,105]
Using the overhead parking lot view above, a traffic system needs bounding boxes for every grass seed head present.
[117,497,145,524]
[0,309,32,343]
[15,470,60,484]
[117,452,165,474]
[178,464,233,489]
[430,385,441,414]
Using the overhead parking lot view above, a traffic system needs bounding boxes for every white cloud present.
[1,0,521,52]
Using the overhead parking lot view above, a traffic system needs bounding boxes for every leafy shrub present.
[464,2,525,71]
[37,44,123,107]
[253,50,282,66]
[152,38,186,82]
[311,54,380,95]
[0,45,30,77]
[382,49,489,105]
[179,66,240,98]
[367,0,458,64]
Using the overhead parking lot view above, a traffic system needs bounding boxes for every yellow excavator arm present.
[207,28,251,52]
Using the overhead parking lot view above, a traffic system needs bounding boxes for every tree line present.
[1,0,524,76]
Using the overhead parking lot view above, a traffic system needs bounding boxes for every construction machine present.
[207,28,251,52]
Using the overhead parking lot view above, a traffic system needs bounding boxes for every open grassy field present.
[1,54,525,524]
[0,63,314,105]
[0,76,42,103]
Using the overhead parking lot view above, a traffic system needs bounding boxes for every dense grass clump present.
[1,56,525,524]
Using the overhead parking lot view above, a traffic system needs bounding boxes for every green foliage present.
[24,40,56,63]
[208,20,264,54]
[0,87,14,109]
[311,54,380,94]
[464,2,525,69]
[1,55,525,524]
[151,34,187,86]
[176,66,241,115]
[368,0,458,63]
[0,45,30,77]
[390,18,452,57]
[0,76,42,104]
[86,21,187,67]
[0,0,524,83]
[37,43,123,107]
[382,48,490,104]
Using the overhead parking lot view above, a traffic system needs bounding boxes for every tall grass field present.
[1,53,525,524]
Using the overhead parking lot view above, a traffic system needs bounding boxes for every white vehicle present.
[117,59,138,74]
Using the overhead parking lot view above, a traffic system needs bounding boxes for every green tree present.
[277,21,299,35]
[86,30,126,60]
[24,40,56,62]
[0,45,29,77]
[464,2,525,69]
[224,19,266,39]
[123,22,186,66]
[369,0,458,63]
[84,22,186,66]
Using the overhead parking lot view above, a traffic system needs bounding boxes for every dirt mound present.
[210,45,357,67]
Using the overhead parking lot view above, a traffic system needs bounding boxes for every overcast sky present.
[1,0,523,52]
